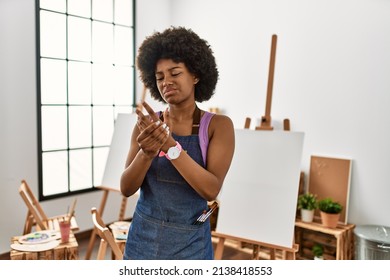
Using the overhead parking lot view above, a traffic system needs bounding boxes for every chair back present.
[18,180,79,234]
[19,180,49,233]
[91,207,123,260]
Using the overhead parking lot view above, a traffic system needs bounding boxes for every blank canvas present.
[96,113,140,221]
[216,129,304,249]
[101,113,137,191]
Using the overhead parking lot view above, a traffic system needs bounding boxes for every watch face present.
[167,146,180,160]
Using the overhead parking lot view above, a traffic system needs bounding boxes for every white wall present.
[1,0,390,254]
[0,0,171,255]
[142,0,390,227]
[168,0,390,228]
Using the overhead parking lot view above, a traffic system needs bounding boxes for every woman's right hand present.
[135,102,170,159]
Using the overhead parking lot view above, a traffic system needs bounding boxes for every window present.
[36,0,135,200]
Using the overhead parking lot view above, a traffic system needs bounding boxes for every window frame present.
[35,0,136,201]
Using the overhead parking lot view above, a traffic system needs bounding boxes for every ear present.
[194,77,199,84]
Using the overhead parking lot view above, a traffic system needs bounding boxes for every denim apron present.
[123,109,213,260]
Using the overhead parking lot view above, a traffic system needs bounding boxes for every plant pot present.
[300,209,314,223]
[320,211,340,228]
[314,256,324,260]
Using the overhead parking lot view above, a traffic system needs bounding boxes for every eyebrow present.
[155,66,182,75]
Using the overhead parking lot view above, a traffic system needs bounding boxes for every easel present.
[212,232,298,260]
[217,35,300,260]
[84,186,128,260]
[245,34,290,131]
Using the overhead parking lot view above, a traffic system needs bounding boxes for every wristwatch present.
[161,141,182,160]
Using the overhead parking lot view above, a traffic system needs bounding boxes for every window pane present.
[92,64,114,104]
[38,1,134,199]
[68,16,91,62]
[115,0,133,26]
[42,151,68,196]
[68,61,92,104]
[69,106,92,148]
[40,58,67,104]
[41,106,68,151]
[93,147,109,186]
[40,11,66,59]
[40,0,66,12]
[93,106,114,146]
[68,0,91,17]
[114,26,133,66]
[92,0,113,22]
[69,149,92,191]
[92,21,114,63]
[114,65,133,105]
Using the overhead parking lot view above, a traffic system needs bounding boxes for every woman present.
[120,26,235,260]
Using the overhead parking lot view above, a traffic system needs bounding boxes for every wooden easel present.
[256,34,277,130]
[224,36,301,258]
[84,186,128,260]
[244,34,290,131]
[212,231,298,260]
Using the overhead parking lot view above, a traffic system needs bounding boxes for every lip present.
[163,87,176,97]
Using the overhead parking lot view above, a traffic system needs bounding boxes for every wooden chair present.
[18,179,79,234]
[91,207,124,260]
[84,188,129,259]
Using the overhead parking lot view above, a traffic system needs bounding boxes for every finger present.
[138,131,168,150]
[135,86,147,112]
[163,107,171,129]
[137,126,169,154]
[142,101,159,122]
[138,120,169,142]
[136,107,152,130]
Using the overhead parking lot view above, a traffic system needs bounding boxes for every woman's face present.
[155,59,198,104]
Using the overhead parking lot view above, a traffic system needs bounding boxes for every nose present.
[162,77,173,87]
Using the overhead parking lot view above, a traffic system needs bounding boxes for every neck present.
[168,103,197,122]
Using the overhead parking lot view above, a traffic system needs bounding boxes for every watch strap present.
[158,141,182,160]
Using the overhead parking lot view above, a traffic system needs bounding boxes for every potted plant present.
[312,244,324,260]
[297,192,318,222]
[318,198,343,228]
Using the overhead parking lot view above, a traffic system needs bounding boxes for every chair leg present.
[85,227,98,260]
[97,239,108,260]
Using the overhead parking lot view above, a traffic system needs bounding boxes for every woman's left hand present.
[135,102,171,158]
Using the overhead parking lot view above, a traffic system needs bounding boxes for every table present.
[295,219,355,260]
[109,221,131,257]
[10,231,79,260]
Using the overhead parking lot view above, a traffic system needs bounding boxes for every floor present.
[2,230,278,260]
[77,231,254,260]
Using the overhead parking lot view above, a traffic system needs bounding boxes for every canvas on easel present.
[215,129,304,250]
[308,155,352,224]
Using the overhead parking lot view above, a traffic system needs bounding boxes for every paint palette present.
[18,230,60,244]
[11,240,60,252]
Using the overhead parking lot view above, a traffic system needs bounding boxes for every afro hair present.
[136,26,219,103]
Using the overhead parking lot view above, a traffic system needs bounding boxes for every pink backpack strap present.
[199,111,215,166]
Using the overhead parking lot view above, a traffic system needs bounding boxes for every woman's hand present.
[135,102,170,158]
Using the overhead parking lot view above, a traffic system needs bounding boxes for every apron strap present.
[159,105,201,135]
[191,105,201,135]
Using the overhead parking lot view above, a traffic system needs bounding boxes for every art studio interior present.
[1,0,390,260]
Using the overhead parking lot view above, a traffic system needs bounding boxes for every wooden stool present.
[10,231,79,260]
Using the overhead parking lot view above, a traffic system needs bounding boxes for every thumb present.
[163,107,173,132]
